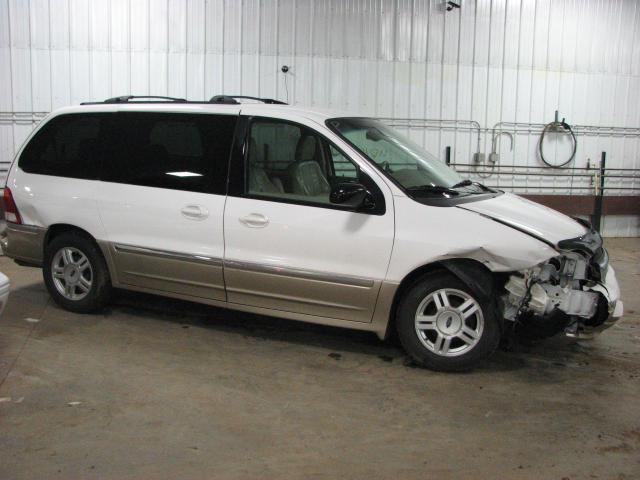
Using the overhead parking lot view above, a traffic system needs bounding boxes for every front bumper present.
[502,222,624,339]
[573,265,624,337]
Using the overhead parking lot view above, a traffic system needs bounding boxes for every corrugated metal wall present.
[1,0,639,234]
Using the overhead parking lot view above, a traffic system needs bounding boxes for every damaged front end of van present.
[500,221,623,339]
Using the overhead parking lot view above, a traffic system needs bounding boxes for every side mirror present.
[329,182,375,210]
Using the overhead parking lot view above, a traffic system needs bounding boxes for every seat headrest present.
[295,135,318,163]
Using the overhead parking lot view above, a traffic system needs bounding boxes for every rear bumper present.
[1,223,45,266]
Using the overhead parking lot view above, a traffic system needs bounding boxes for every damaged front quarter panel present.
[501,224,624,339]
[388,198,622,340]
[387,197,561,281]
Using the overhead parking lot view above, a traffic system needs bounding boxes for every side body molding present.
[102,240,389,331]
[223,259,375,288]
[222,259,382,322]
[2,228,394,335]
[106,243,226,301]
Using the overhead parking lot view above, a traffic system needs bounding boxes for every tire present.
[43,231,112,313]
[396,271,500,372]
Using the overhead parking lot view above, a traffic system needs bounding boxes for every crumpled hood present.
[459,192,587,245]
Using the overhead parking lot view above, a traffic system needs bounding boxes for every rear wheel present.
[43,232,112,313]
[396,272,500,371]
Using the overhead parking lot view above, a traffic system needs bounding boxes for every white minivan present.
[1,95,623,371]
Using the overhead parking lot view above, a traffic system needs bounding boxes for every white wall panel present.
[0,0,639,235]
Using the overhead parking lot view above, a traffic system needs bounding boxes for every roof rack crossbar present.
[81,95,188,105]
[209,95,287,105]
[105,95,188,103]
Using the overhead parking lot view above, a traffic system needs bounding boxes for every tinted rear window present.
[103,112,236,194]
[19,114,107,179]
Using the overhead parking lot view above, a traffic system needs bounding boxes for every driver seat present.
[288,135,331,196]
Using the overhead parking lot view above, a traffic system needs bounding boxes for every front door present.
[223,115,394,322]
[96,110,238,301]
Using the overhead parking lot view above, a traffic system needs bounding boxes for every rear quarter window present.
[19,114,107,180]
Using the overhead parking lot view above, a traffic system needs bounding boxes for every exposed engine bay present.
[501,221,621,339]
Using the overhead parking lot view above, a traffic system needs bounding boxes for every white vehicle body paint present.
[1,102,623,343]
[386,195,559,281]
[459,192,587,245]
[6,172,107,240]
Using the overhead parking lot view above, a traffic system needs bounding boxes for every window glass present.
[246,119,361,205]
[103,113,236,194]
[148,121,203,157]
[328,117,462,190]
[329,145,358,180]
[19,114,106,179]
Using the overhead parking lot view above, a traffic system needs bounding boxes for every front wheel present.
[396,272,500,371]
[43,232,112,313]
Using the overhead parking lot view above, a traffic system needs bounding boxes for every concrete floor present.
[0,240,638,480]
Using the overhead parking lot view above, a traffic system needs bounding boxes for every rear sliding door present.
[95,111,238,301]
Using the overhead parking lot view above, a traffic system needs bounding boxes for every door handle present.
[181,204,209,221]
[239,213,269,228]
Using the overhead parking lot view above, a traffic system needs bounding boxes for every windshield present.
[327,117,462,190]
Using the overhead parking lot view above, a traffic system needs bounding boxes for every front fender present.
[386,196,558,283]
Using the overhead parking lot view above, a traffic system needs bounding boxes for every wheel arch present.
[41,223,113,312]
[42,224,113,278]
[44,223,98,248]
[383,258,500,340]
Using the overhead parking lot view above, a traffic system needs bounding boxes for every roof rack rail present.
[79,94,287,106]
[81,95,188,105]
[209,95,287,105]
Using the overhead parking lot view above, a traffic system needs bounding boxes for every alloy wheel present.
[51,247,93,301]
[414,288,484,357]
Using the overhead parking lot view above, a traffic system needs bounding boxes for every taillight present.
[3,187,22,224]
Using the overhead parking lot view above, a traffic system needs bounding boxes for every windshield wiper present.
[406,185,460,196]
[452,179,473,188]
[452,179,492,192]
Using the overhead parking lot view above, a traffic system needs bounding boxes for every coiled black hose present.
[538,119,577,168]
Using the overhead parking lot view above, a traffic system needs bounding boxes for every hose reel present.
[538,111,577,168]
